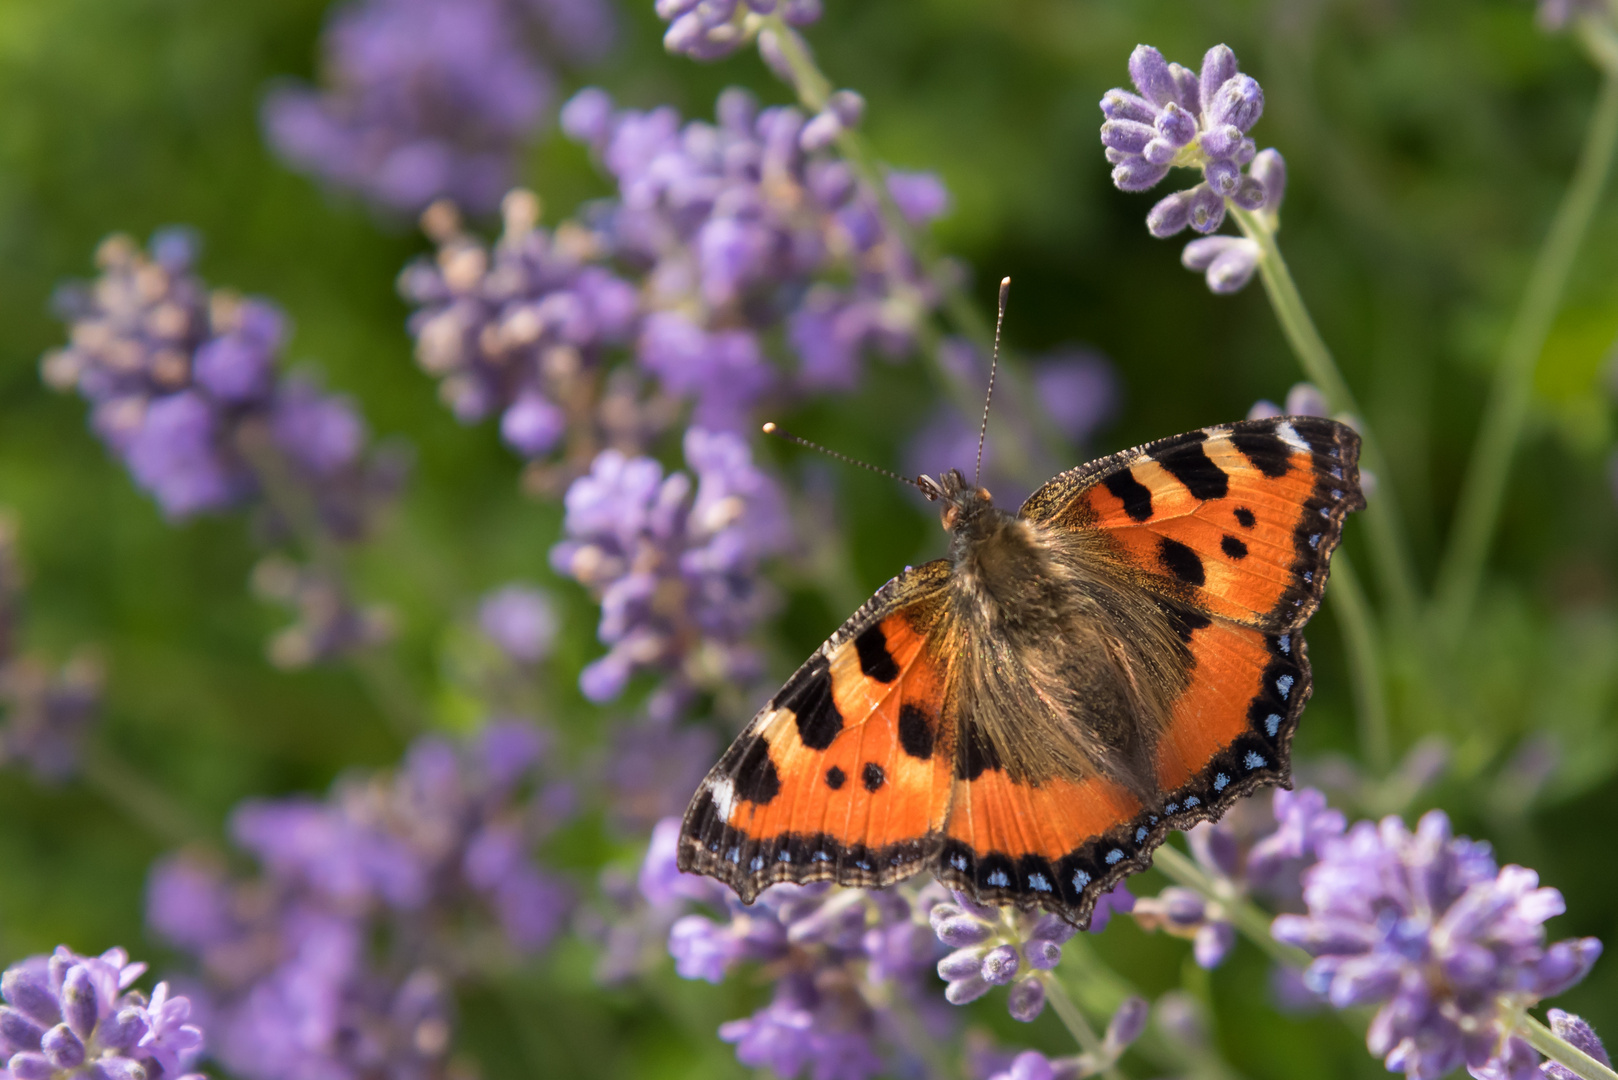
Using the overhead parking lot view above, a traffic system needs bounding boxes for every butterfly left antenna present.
[975,276,1011,488]
[761,423,921,488]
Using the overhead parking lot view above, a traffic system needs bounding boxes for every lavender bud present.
[1194,921,1237,969]
[0,1005,47,1049]
[1155,102,1197,146]
[1283,383,1330,417]
[1112,160,1170,192]
[1028,914,1079,945]
[1545,1010,1611,1080]
[1200,124,1244,161]
[1186,185,1226,233]
[1207,74,1264,131]
[61,966,99,1040]
[98,1006,148,1051]
[1231,176,1267,210]
[1106,995,1150,1050]
[982,944,1021,985]
[935,915,995,948]
[7,1053,54,1080]
[799,110,842,152]
[41,1023,86,1069]
[755,28,797,84]
[939,948,989,982]
[1147,190,1194,237]
[1141,138,1179,166]
[1128,44,1179,107]
[1025,939,1063,970]
[1007,977,1047,1022]
[86,1059,147,1080]
[827,89,865,127]
[1235,137,1257,164]
[1100,90,1157,124]
[2,969,62,1026]
[1251,148,1286,209]
[945,973,993,1005]
[1203,158,1241,197]
[1534,938,1603,997]
[1101,120,1155,155]
[1199,45,1239,113]
[1169,63,1200,110]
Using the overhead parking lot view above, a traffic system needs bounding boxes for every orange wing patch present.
[679,562,955,901]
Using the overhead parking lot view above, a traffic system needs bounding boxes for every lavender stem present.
[1523,1014,1618,1080]
[1041,973,1125,1080]
[1229,204,1420,627]
[1151,844,1309,970]
[80,744,211,847]
[1433,67,1618,643]
[1326,552,1391,773]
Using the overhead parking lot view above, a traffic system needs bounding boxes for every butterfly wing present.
[679,560,959,901]
[936,417,1362,925]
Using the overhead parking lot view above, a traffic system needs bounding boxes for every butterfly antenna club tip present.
[975,276,1011,487]
[761,421,919,488]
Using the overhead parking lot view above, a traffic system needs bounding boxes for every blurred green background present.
[0,0,1615,1076]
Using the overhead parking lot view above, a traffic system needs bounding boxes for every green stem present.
[80,745,211,847]
[1328,552,1391,773]
[757,18,1066,485]
[1433,68,1618,641]
[1522,1014,1618,1080]
[1230,206,1421,628]
[1043,975,1126,1080]
[1151,844,1311,969]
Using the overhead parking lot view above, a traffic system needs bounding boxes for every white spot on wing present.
[987,869,1010,887]
[1276,421,1309,453]
[1072,869,1091,889]
[750,856,764,871]
[1244,750,1266,770]
[1135,826,1147,842]
[1214,772,1229,790]
[950,854,968,871]
[709,777,738,823]
[1278,634,1291,655]
[1029,873,1052,892]
[1266,713,1282,737]
[1106,849,1124,865]
[1276,674,1295,700]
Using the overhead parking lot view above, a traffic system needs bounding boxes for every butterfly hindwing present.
[678,560,958,901]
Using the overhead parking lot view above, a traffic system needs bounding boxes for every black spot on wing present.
[1221,535,1248,559]
[1103,470,1154,521]
[1233,506,1256,529]
[1149,433,1229,500]
[956,720,1002,780]
[777,654,842,750]
[1157,537,1206,586]
[898,703,935,760]
[826,766,846,790]
[862,763,886,792]
[1230,430,1292,478]
[1153,597,1212,645]
[725,735,781,804]
[853,624,900,683]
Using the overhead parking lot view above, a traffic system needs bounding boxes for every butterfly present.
[678,413,1364,927]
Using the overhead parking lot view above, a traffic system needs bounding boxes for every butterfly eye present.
[941,504,960,531]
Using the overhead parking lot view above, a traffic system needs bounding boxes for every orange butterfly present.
[678,405,1362,928]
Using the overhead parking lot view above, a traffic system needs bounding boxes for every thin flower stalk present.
[1524,1014,1618,1080]
[1433,68,1618,643]
[1325,552,1391,773]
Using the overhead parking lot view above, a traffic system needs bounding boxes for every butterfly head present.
[918,468,995,533]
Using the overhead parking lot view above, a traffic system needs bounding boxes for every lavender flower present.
[1,946,205,1079]
[399,192,649,482]
[1248,381,1329,422]
[43,231,408,665]
[1132,787,1343,970]
[930,887,1132,1021]
[1101,46,1288,293]
[1272,809,1603,1080]
[657,0,822,61]
[602,715,719,831]
[0,517,103,783]
[1540,1010,1610,1080]
[147,722,570,1079]
[656,854,944,1080]
[563,87,947,428]
[251,557,394,670]
[477,582,558,665]
[263,0,615,215]
[981,999,1149,1080]
[550,427,791,716]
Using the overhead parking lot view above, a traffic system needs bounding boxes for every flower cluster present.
[1133,787,1344,970]
[639,821,945,1080]
[0,516,103,783]
[563,86,949,429]
[1272,809,1603,1080]
[930,887,1132,1022]
[146,721,571,1080]
[656,0,822,61]
[44,231,407,531]
[981,1000,1150,1080]
[1,946,204,1079]
[1100,45,1286,293]
[397,192,647,477]
[550,427,791,716]
[263,0,615,214]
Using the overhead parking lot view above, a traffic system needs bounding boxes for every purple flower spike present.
[0,948,204,1080]
[1182,236,1261,294]
[1272,808,1604,1080]
[478,583,558,664]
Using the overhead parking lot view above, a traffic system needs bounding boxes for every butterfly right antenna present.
[975,276,1011,488]
[760,423,922,489]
